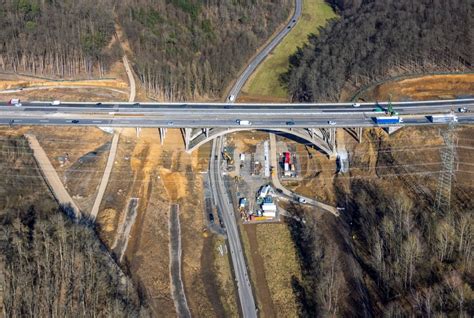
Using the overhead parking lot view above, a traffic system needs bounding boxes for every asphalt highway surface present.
[1,99,473,128]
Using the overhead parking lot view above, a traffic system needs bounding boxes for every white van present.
[237,119,251,126]
[228,95,235,102]
[51,100,61,106]
[9,98,20,105]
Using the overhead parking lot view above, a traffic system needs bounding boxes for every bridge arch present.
[184,127,336,157]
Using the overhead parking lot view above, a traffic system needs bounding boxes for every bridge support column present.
[159,128,167,145]
[183,128,192,150]
[356,127,363,143]
[136,127,141,138]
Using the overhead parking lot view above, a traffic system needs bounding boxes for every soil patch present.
[243,224,276,317]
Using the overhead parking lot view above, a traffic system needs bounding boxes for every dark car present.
[286,121,295,126]
[292,19,296,22]
[287,26,291,29]
[72,120,79,124]
[96,102,102,106]
[209,213,215,224]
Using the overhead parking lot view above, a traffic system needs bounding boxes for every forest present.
[0,0,116,77]
[286,130,473,317]
[285,0,473,102]
[0,137,147,316]
[117,0,292,100]
[0,0,292,100]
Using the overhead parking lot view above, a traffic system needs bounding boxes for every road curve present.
[269,133,339,215]
[227,0,302,101]
[217,2,302,314]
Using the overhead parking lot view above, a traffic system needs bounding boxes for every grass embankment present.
[241,0,336,101]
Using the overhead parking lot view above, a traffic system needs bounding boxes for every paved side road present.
[227,0,302,100]
[269,133,339,216]
[25,134,81,218]
[210,138,257,318]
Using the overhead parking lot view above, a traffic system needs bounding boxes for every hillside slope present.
[285,0,473,102]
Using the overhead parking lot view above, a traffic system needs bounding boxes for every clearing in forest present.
[357,73,474,101]
[241,0,336,101]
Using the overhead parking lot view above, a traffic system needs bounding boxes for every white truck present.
[9,98,20,105]
[429,114,458,123]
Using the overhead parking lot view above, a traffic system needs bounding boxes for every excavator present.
[222,150,234,165]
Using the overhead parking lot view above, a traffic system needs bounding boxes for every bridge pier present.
[159,128,167,145]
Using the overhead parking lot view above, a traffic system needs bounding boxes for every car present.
[133,102,140,107]
[286,121,295,126]
[292,19,296,22]
[458,107,467,113]
[298,197,307,204]
[96,102,102,106]
[167,121,174,126]
[228,95,235,102]
[287,26,291,29]
[352,103,361,107]
[51,100,61,106]
[328,120,337,125]
[14,103,22,107]
[71,120,79,124]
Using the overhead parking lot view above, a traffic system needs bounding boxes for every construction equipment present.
[386,95,398,116]
[222,150,234,165]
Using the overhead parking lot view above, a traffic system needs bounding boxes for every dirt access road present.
[169,204,191,318]
[26,134,81,217]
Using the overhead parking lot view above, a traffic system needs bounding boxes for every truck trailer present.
[373,116,403,124]
[428,114,458,123]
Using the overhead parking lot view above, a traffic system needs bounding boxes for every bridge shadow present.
[264,130,327,155]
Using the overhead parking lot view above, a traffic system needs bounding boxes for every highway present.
[210,138,257,318]
[1,99,473,128]
[227,0,302,100]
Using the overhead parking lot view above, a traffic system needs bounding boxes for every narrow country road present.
[26,134,81,218]
[210,138,256,318]
[215,0,302,316]
[90,133,120,219]
[122,55,136,102]
[227,0,302,100]
[0,85,127,95]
